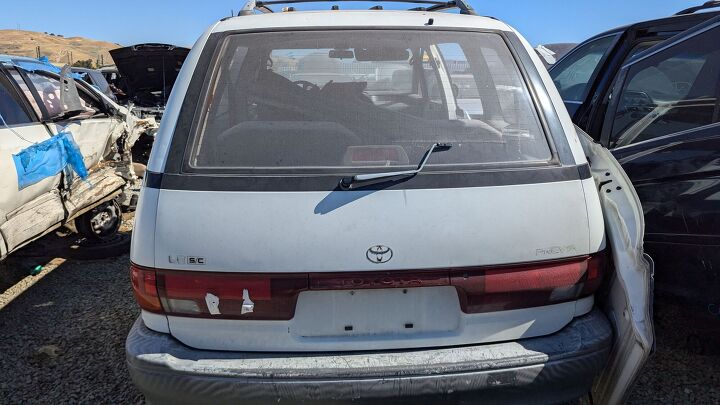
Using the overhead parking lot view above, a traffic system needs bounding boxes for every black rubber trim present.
[144,163,589,191]
[145,171,163,189]
[577,163,591,180]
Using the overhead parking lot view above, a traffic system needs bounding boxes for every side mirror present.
[621,90,654,112]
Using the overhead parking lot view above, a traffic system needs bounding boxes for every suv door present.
[601,16,720,304]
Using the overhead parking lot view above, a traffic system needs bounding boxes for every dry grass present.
[0,29,119,66]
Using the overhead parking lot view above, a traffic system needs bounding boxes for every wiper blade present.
[340,143,451,190]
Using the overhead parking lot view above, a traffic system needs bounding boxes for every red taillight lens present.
[451,254,605,313]
[130,265,162,312]
[129,253,606,319]
[157,271,307,320]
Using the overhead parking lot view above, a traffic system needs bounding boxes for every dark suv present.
[549,2,720,307]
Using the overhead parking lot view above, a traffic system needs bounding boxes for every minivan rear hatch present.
[140,28,600,351]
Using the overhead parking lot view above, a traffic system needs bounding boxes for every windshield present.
[189,30,551,172]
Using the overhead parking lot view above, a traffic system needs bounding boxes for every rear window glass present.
[189,30,551,172]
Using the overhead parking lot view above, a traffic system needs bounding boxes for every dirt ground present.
[0,225,718,404]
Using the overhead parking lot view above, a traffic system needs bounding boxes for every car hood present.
[109,43,189,107]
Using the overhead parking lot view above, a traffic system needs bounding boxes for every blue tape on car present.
[12,132,88,189]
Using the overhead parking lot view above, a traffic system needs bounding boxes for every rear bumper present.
[127,309,611,405]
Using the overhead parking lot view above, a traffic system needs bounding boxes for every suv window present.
[610,32,720,147]
[551,35,617,102]
[189,30,551,172]
[0,74,33,126]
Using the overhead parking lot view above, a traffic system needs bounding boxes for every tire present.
[75,200,122,241]
[68,233,131,260]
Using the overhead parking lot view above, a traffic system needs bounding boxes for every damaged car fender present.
[577,126,655,404]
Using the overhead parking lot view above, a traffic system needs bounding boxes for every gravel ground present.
[627,293,720,404]
[0,230,718,404]
[0,252,142,404]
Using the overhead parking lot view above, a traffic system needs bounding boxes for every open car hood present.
[110,43,189,108]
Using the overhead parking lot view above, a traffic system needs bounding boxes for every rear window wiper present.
[340,143,452,190]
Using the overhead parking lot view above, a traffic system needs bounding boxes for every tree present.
[72,59,94,69]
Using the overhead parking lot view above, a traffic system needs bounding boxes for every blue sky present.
[0,0,710,47]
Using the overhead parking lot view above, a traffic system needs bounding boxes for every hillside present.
[0,29,120,67]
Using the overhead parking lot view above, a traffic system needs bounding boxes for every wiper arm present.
[340,143,451,190]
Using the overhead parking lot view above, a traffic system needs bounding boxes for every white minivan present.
[127,1,655,403]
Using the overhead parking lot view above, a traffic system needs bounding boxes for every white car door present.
[0,67,66,256]
[0,69,60,222]
[19,70,121,172]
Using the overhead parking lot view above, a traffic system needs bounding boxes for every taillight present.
[451,254,605,313]
[129,253,605,319]
[130,265,162,312]
[157,271,307,320]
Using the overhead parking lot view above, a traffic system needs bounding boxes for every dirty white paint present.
[0,191,64,253]
[577,128,654,404]
[166,296,594,352]
[63,169,126,218]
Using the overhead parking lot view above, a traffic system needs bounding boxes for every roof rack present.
[239,0,477,16]
[675,1,720,15]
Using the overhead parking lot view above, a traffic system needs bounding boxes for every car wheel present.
[75,200,122,241]
[69,233,131,260]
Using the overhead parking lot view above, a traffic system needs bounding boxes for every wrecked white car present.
[0,55,157,260]
[128,1,654,403]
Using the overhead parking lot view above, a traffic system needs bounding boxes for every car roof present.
[0,54,87,81]
[583,9,720,43]
[0,54,42,64]
[211,10,511,34]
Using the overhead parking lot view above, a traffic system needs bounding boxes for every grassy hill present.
[0,29,120,67]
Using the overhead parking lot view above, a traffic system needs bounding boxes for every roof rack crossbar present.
[239,0,476,15]
[676,1,720,15]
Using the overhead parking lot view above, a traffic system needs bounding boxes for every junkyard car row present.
[0,1,718,404]
[0,55,157,259]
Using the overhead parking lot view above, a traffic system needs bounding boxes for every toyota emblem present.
[367,245,393,264]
